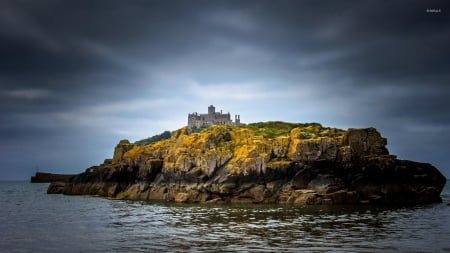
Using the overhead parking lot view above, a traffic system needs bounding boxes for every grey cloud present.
[1,0,449,180]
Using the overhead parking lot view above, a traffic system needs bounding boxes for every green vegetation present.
[134,121,334,147]
[245,121,322,138]
[189,126,207,134]
[135,131,171,146]
[116,190,129,199]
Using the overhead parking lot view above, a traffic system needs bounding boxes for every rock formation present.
[50,122,447,205]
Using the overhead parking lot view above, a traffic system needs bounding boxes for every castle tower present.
[208,105,215,115]
[187,105,241,129]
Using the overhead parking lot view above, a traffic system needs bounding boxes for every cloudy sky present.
[1,0,449,180]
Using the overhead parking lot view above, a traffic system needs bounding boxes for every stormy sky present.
[0,0,449,180]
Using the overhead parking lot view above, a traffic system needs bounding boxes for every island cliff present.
[49,122,446,205]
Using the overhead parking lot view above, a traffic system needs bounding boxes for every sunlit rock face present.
[112,139,135,164]
[53,122,447,205]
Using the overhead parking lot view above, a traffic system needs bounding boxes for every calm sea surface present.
[1,181,449,253]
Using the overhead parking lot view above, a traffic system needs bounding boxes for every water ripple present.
[1,182,449,252]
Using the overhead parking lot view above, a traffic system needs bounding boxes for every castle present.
[187,105,241,129]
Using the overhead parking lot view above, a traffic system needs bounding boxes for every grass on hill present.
[134,130,172,146]
[245,121,322,138]
[135,121,328,146]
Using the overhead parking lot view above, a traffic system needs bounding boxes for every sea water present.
[0,181,449,253]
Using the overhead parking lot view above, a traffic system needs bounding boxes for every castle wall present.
[187,105,240,129]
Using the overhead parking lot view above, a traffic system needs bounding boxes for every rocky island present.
[48,120,446,205]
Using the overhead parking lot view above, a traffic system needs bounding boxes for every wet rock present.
[47,181,66,194]
[174,192,189,203]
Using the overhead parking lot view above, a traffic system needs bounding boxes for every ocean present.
[0,181,449,253]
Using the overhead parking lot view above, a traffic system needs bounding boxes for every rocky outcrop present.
[50,123,447,205]
[112,139,135,164]
[47,181,66,194]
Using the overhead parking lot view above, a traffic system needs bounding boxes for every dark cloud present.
[1,0,449,180]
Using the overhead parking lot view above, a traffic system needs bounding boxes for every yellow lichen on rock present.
[272,136,290,158]
[112,139,135,164]
[116,121,388,177]
[123,145,142,162]
[54,121,448,206]
[120,122,346,175]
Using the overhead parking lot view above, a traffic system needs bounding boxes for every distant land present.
[30,172,75,183]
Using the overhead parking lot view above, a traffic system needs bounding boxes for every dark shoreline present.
[31,172,75,183]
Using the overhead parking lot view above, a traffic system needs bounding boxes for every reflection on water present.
[0,182,449,253]
[105,201,450,252]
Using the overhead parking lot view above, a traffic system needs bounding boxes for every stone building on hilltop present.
[187,105,242,129]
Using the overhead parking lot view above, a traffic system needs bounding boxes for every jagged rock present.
[112,139,134,164]
[342,128,388,157]
[50,123,447,205]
